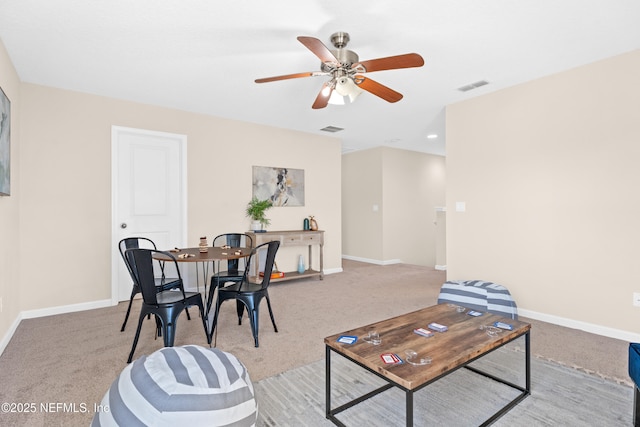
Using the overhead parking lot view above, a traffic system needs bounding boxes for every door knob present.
[120,223,127,229]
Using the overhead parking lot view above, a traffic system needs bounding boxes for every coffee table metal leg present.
[406,390,414,426]
[525,331,531,392]
[325,345,402,426]
[326,345,331,420]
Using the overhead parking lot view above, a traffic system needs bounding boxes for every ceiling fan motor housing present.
[319,32,359,72]
[321,49,359,72]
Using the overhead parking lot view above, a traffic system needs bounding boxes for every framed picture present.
[252,166,304,207]
[0,85,10,196]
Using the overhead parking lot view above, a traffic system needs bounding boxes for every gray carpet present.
[0,261,632,426]
[254,340,633,426]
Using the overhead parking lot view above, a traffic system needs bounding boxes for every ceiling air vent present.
[457,80,489,92]
[320,126,344,133]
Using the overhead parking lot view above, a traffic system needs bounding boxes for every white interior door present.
[111,126,187,303]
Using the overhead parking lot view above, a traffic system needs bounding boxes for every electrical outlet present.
[633,292,640,307]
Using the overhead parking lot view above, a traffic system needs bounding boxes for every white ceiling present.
[1,1,639,156]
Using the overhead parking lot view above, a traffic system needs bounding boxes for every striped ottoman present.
[437,280,519,320]
[92,345,257,426]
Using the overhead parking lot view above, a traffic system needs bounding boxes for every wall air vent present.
[457,80,489,92]
[320,126,344,133]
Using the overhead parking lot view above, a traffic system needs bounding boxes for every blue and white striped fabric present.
[92,345,257,427]
[437,280,519,320]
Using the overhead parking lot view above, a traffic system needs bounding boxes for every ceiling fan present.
[255,32,424,109]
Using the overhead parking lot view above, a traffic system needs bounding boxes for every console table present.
[247,230,324,282]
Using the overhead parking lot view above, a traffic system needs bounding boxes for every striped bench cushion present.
[92,345,257,427]
[437,280,519,320]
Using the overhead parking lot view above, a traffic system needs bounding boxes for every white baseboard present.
[342,255,402,265]
[20,299,114,320]
[0,314,22,357]
[435,265,447,271]
[0,299,115,357]
[518,307,640,343]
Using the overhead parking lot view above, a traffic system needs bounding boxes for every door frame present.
[110,125,188,305]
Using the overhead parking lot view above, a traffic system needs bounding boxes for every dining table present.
[153,245,251,320]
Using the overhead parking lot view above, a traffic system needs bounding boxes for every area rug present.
[254,342,632,426]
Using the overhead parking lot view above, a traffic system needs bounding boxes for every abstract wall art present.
[0,85,10,196]
[252,166,304,207]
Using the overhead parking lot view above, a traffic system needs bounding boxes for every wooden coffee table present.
[324,303,531,426]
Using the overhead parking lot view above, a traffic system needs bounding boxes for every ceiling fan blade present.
[255,72,316,83]
[356,76,403,103]
[312,83,332,109]
[297,36,339,64]
[355,53,424,73]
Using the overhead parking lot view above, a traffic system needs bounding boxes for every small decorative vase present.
[297,255,305,274]
[199,236,208,253]
[303,218,310,230]
[251,221,262,232]
[309,216,318,231]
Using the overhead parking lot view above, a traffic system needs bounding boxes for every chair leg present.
[249,308,260,348]
[197,301,210,345]
[128,313,146,363]
[162,319,176,348]
[163,307,187,348]
[265,294,278,333]
[236,300,245,325]
[210,299,223,347]
[120,289,137,332]
[154,315,162,339]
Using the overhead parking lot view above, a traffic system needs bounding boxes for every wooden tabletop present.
[153,246,251,262]
[325,303,531,390]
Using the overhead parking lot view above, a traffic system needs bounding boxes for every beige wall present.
[0,40,21,340]
[0,58,341,345]
[446,49,640,339]
[342,148,383,261]
[16,83,342,312]
[342,147,445,266]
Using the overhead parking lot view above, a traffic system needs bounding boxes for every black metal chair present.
[118,237,189,332]
[125,248,209,363]
[210,233,253,290]
[209,240,280,347]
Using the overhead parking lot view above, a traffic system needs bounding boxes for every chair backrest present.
[119,237,158,283]
[243,240,280,290]
[213,233,253,273]
[125,248,184,304]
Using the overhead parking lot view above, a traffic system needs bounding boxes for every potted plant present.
[245,197,273,231]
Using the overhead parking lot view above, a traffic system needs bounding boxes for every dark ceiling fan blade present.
[297,36,339,64]
[356,76,403,103]
[312,83,332,109]
[255,72,317,83]
[355,53,424,73]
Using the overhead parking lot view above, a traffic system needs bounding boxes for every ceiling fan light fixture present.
[327,91,345,105]
[335,76,363,98]
[348,91,361,103]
